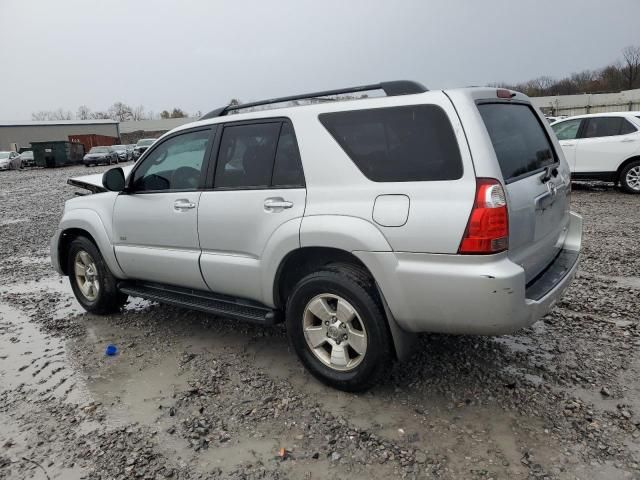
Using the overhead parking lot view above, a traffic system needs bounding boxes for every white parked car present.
[551,112,640,193]
[0,151,23,170]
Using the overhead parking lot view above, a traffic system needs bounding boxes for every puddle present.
[0,411,86,480]
[0,303,88,404]
[1,276,72,296]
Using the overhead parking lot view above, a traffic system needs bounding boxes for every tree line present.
[496,45,640,97]
[31,103,201,122]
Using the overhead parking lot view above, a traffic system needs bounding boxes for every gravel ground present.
[1,165,639,480]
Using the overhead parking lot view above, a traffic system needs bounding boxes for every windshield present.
[89,147,110,153]
[0,152,10,159]
[21,151,33,158]
[112,145,125,150]
[137,139,155,146]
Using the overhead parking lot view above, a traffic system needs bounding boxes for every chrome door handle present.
[264,198,293,210]
[561,142,575,147]
[173,199,196,210]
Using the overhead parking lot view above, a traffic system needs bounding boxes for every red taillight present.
[459,178,509,254]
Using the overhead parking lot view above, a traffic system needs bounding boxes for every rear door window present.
[213,121,305,189]
[319,105,463,182]
[215,123,281,189]
[581,117,626,138]
[478,103,557,183]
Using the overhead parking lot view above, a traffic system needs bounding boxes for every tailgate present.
[478,101,571,282]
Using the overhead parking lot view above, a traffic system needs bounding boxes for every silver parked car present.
[19,150,35,167]
[51,81,582,391]
[111,144,132,162]
[0,151,23,170]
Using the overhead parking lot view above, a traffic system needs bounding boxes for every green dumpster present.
[31,141,85,168]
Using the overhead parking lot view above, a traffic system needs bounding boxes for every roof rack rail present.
[200,80,427,120]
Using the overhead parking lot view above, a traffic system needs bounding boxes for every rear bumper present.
[356,211,582,335]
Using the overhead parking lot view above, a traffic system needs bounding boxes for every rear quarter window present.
[319,105,463,182]
[478,103,557,183]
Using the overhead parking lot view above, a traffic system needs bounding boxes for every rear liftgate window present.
[478,103,557,183]
[319,105,463,182]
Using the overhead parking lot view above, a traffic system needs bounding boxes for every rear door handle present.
[264,198,293,210]
[561,142,576,147]
[173,199,196,210]
[621,138,635,143]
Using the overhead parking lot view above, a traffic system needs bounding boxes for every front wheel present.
[620,160,640,194]
[67,236,127,314]
[285,265,393,392]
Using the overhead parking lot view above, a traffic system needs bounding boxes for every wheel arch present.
[273,246,416,361]
[58,228,99,275]
[55,209,125,278]
[616,155,640,180]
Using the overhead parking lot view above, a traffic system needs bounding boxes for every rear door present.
[478,102,570,282]
[197,120,306,303]
[574,116,639,173]
[551,118,583,171]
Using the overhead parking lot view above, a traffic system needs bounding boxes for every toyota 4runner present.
[51,81,582,391]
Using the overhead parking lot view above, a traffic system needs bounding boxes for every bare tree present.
[160,110,171,119]
[109,102,133,122]
[91,111,112,119]
[170,108,187,118]
[77,105,92,120]
[600,63,624,92]
[621,45,640,90]
[31,108,72,121]
[31,111,50,121]
[131,105,146,121]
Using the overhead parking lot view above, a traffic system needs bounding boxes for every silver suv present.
[51,81,582,391]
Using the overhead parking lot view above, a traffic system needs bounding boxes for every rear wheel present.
[620,160,640,194]
[285,265,392,391]
[67,236,127,314]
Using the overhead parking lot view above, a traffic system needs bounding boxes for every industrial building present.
[0,120,120,151]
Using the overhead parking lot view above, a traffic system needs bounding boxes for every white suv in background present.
[551,112,640,193]
[51,81,582,391]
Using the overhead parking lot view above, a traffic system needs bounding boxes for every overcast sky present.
[1,0,639,120]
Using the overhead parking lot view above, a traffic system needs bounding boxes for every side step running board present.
[118,281,282,325]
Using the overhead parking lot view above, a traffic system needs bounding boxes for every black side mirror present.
[102,167,126,192]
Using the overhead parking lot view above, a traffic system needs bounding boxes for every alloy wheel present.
[74,250,100,301]
[302,294,367,371]
[626,166,640,191]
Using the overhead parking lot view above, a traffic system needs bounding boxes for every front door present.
[198,120,306,304]
[113,127,214,289]
[551,118,582,171]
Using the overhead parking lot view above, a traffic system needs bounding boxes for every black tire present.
[67,236,127,314]
[620,160,640,194]
[285,264,393,392]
